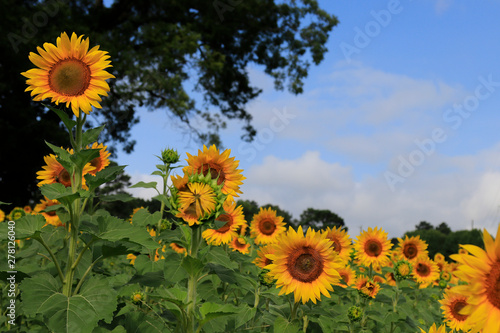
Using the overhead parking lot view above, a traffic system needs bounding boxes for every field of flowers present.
[1,32,499,333]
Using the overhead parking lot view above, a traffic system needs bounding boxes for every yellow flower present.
[439,289,471,332]
[176,182,217,226]
[0,209,4,222]
[322,226,352,263]
[34,198,63,227]
[335,265,357,288]
[229,236,250,254]
[412,257,440,286]
[37,153,95,188]
[184,145,245,197]
[418,323,448,333]
[21,32,115,116]
[253,244,275,269]
[395,235,429,262]
[23,206,32,214]
[202,199,246,245]
[86,142,110,175]
[353,227,392,268]
[265,226,343,304]
[250,207,286,245]
[9,207,25,220]
[450,224,500,332]
[355,275,381,299]
[127,253,137,265]
[170,243,187,255]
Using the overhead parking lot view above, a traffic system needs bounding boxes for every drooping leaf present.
[129,181,158,190]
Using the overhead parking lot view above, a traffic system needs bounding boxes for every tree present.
[236,199,260,225]
[415,221,434,230]
[296,208,345,231]
[436,222,451,235]
[1,0,338,206]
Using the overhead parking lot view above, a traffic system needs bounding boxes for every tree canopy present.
[0,0,338,206]
[295,207,345,231]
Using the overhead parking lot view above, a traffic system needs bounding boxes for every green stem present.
[290,301,299,321]
[34,236,64,284]
[73,255,103,295]
[186,226,202,333]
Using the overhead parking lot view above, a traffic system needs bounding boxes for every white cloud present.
[435,0,453,14]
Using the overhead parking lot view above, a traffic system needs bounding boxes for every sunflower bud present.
[160,219,172,230]
[394,260,413,281]
[131,291,145,304]
[258,269,275,287]
[347,306,363,322]
[161,148,180,164]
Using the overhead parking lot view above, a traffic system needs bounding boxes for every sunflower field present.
[1,32,499,333]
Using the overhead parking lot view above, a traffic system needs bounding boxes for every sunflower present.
[127,253,137,265]
[265,226,343,304]
[439,289,471,332]
[21,32,115,117]
[412,257,440,286]
[0,209,5,222]
[335,265,357,288]
[418,323,448,333]
[355,275,381,299]
[86,143,110,175]
[229,236,250,254]
[23,206,32,214]
[9,207,26,220]
[170,243,187,255]
[202,199,246,245]
[34,198,63,227]
[394,260,413,280]
[322,226,352,263]
[37,153,94,188]
[385,272,397,286]
[395,235,428,262]
[449,225,500,332]
[253,244,275,269]
[250,207,286,245]
[183,145,245,197]
[176,182,217,226]
[353,227,392,268]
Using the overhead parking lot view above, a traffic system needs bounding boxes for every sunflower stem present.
[186,225,202,333]
[290,301,300,321]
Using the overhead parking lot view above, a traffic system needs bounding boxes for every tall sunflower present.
[86,142,110,175]
[412,256,439,287]
[176,183,217,226]
[353,227,392,268]
[355,275,381,299]
[202,199,246,245]
[450,225,500,332]
[253,244,275,269]
[34,198,63,227]
[265,226,343,304]
[322,226,352,263]
[395,235,429,262]
[37,153,94,188]
[439,289,471,332]
[229,236,250,254]
[21,32,115,116]
[250,207,286,245]
[335,265,357,288]
[183,145,245,197]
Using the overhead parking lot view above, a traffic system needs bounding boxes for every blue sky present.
[116,0,500,238]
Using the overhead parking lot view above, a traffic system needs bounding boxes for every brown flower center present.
[450,299,468,322]
[416,263,430,277]
[340,272,350,285]
[287,246,324,283]
[364,240,382,257]
[90,157,102,173]
[329,237,342,253]
[259,218,276,235]
[485,260,500,309]
[49,59,91,96]
[403,243,418,259]
[234,237,246,249]
[215,214,232,233]
[56,168,72,187]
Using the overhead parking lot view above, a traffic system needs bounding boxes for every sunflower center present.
[287,246,324,283]
[56,168,72,187]
[330,238,342,253]
[49,59,91,96]
[403,243,418,259]
[215,214,232,233]
[416,263,430,277]
[450,299,468,322]
[364,240,382,257]
[340,272,350,285]
[90,157,102,172]
[259,218,276,235]
[234,237,246,248]
[485,260,500,309]
[201,164,226,185]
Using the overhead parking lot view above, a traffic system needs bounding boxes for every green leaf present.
[82,215,159,250]
[235,305,257,329]
[203,246,238,269]
[181,256,204,276]
[206,263,236,283]
[81,125,105,147]
[45,104,76,131]
[199,302,237,331]
[152,194,171,209]
[163,253,187,284]
[130,181,158,190]
[130,209,161,228]
[0,214,45,240]
[85,165,127,191]
[128,271,164,287]
[123,311,166,333]
[273,316,300,333]
[40,183,83,206]
[0,201,11,205]
[134,255,164,275]
[70,149,100,171]
[21,273,117,333]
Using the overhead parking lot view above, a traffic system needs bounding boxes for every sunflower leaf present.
[130,181,158,190]
[81,125,105,147]
[99,193,135,202]
[85,165,127,191]
[70,148,100,171]
[153,194,171,209]
[273,316,300,333]
[45,104,76,131]
[40,183,82,206]
[0,214,45,240]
